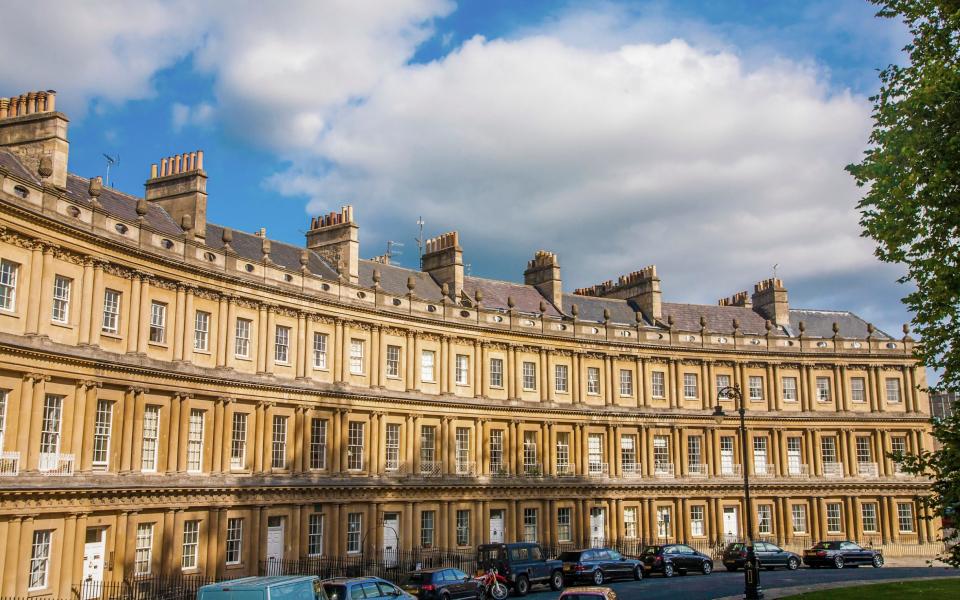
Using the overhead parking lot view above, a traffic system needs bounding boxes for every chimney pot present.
[38,155,53,179]
[222,227,233,244]
[474,289,483,303]
[136,198,149,217]
[571,303,579,317]
[181,213,193,231]
[507,296,515,309]
[88,176,102,198]
[407,276,416,292]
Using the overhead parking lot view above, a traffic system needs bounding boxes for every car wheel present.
[702,561,713,575]
[550,571,564,591]
[440,593,450,600]
[833,555,845,569]
[514,575,529,597]
[592,569,605,585]
[634,566,643,581]
[872,554,884,568]
[664,563,675,578]
[787,557,800,571]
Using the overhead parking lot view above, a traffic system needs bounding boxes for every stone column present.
[253,401,266,473]
[405,331,416,391]
[212,398,225,473]
[78,258,95,345]
[439,336,449,394]
[603,355,613,405]
[58,513,79,592]
[572,352,582,404]
[136,277,152,354]
[411,415,421,474]
[669,359,679,408]
[296,312,308,379]
[339,409,350,473]
[370,325,381,388]
[478,419,487,475]
[476,341,486,397]
[24,243,44,335]
[546,350,556,403]
[119,387,141,472]
[509,420,519,475]
[333,319,344,383]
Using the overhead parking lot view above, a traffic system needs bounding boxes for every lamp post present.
[713,384,763,600]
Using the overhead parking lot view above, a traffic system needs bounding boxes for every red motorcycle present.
[474,568,508,600]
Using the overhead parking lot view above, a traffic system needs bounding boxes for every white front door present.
[81,528,106,599]
[266,516,285,574]
[723,507,739,542]
[489,510,504,543]
[383,513,400,568]
[590,508,605,547]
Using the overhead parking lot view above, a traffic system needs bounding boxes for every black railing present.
[72,575,217,600]
[260,548,478,584]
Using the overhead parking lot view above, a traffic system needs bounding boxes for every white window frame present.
[489,357,503,388]
[181,520,200,569]
[310,418,327,470]
[39,395,63,457]
[231,412,247,470]
[557,507,572,542]
[385,423,400,471]
[313,332,328,369]
[885,378,902,403]
[385,345,401,378]
[757,505,772,535]
[235,318,252,358]
[826,502,843,534]
[193,310,210,351]
[816,376,832,402]
[225,518,243,565]
[523,508,538,542]
[0,390,7,452]
[271,415,287,469]
[349,339,364,374]
[102,288,121,334]
[690,506,705,537]
[623,507,638,538]
[651,371,665,398]
[420,511,435,549]
[455,353,469,386]
[656,507,671,538]
[308,513,324,557]
[186,409,204,473]
[52,275,71,323]
[0,259,18,312]
[620,369,633,397]
[274,325,290,364]
[861,503,878,533]
[683,373,698,399]
[522,361,536,391]
[347,421,364,471]
[749,376,763,400]
[716,374,732,395]
[134,523,154,575]
[850,377,866,403]
[149,301,167,344]
[555,364,568,393]
[347,513,362,554]
[897,502,915,533]
[587,367,600,395]
[28,529,52,590]
[141,405,159,472]
[421,350,435,382]
[91,399,113,470]
[456,509,471,547]
[489,429,503,473]
[782,377,798,402]
[791,505,807,534]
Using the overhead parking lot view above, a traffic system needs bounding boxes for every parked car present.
[640,544,714,577]
[402,568,479,600]
[802,541,884,569]
[558,587,618,600]
[477,542,564,596]
[558,548,644,585]
[722,542,801,571]
[198,576,329,600]
[322,577,415,600]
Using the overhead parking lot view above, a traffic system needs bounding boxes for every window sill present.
[235,355,252,362]
[0,308,20,318]
[193,349,212,355]
[100,331,122,340]
[275,361,291,367]
[51,320,75,330]
[148,341,169,349]
[386,375,402,380]
[312,366,330,372]
[349,371,366,377]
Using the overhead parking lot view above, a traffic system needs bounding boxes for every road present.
[521,567,957,599]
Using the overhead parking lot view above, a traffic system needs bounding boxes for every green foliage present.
[787,577,960,599]
[847,0,960,567]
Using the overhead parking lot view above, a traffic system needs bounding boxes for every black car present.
[477,542,564,596]
[558,548,644,585]
[803,540,884,569]
[722,542,801,571]
[402,568,479,600]
[640,544,714,577]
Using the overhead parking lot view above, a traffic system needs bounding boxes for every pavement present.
[520,566,959,600]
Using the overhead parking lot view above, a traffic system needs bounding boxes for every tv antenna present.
[386,240,403,264]
[415,216,425,266]
[103,153,119,188]
[772,263,779,280]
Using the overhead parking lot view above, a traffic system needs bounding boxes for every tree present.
[846,0,960,566]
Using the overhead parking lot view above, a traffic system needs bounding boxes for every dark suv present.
[803,541,884,569]
[402,568,479,599]
[722,542,801,571]
[477,542,564,596]
[558,548,644,585]
[640,544,713,577]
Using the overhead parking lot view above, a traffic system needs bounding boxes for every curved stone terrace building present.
[0,89,937,596]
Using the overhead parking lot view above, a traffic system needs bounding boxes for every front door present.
[81,528,106,599]
[382,513,400,567]
[489,510,504,543]
[723,507,739,542]
[266,516,285,575]
[590,507,605,547]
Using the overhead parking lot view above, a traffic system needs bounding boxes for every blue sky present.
[1,0,918,342]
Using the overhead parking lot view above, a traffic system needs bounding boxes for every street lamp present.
[713,384,763,600]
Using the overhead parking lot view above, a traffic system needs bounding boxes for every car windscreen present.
[727,543,746,552]
[558,551,583,561]
[321,585,347,600]
[406,573,428,583]
[479,547,504,561]
[813,542,840,549]
[642,546,661,555]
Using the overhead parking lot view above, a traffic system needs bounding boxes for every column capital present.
[126,385,149,395]
[218,396,236,405]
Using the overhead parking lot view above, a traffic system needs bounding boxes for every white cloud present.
[275,33,877,305]
[171,102,215,132]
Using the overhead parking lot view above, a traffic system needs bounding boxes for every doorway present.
[81,528,106,599]
[265,516,285,575]
[723,507,739,542]
[489,510,504,543]
[382,513,400,567]
[590,507,606,547]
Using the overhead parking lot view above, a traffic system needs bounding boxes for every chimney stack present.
[421,231,463,300]
[573,265,662,322]
[524,250,562,311]
[718,290,752,308]
[306,206,359,284]
[0,89,68,188]
[751,278,789,326]
[146,150,207,240]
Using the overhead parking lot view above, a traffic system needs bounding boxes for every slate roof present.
[64,173,184,236]
[661,302,781,336]
[206,223,339,279]
[0,149,39,184]
[787,309,890,339]
[359,260,445,301]
[462,275,562,317]
[563,293,651,325]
